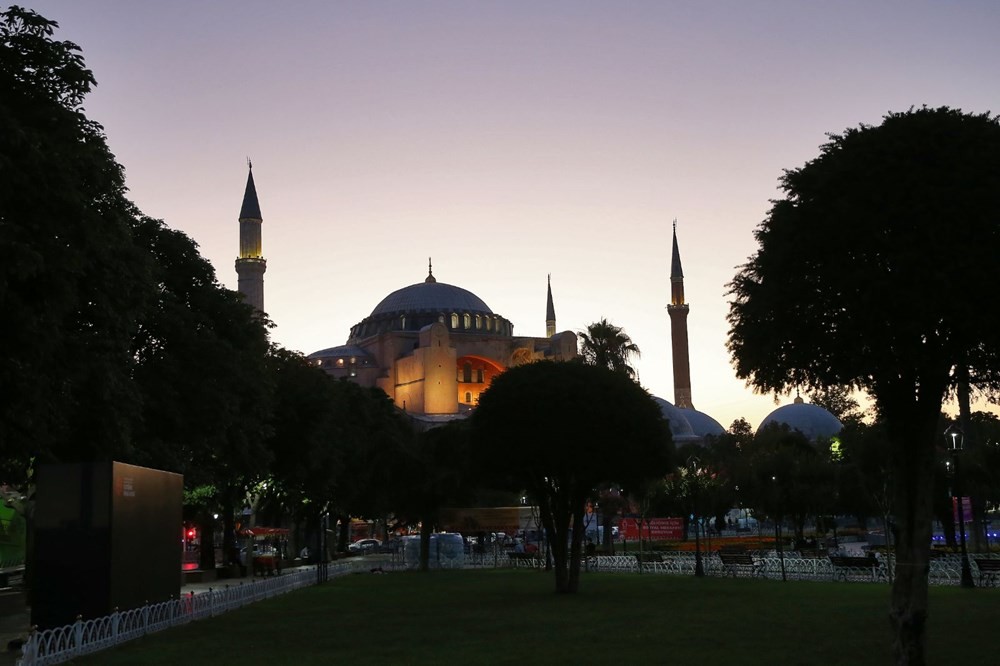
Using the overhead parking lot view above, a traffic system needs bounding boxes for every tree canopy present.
[578,318,641,379]
[1,6,151,473]
[727,107,1000,664]
[471,361,672,593]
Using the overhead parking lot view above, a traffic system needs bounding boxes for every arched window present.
[463,363,472,383]
[465,392,472,403]
[451,313,459,328]
[475,315,481,330]
[463,313,471,329]
[400,315,406,329]
[485,317,492,331]
[477,369,484,383]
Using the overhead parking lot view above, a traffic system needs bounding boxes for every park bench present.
[634,552,666,572]
[974,558,1000,587]
[0,564,24,588]
[718,545,747,555]
[507,552,539,568]
[719,551,763,577]
[829,554,885,582]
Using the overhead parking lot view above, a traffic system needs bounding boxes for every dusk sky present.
[24,1,1000,429]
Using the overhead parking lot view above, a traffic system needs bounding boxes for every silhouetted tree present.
[472,361,672,593]
[727,107,1000,664]
[579,318,642,379]
[0,6,151,476]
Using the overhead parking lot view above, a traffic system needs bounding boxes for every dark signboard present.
[32,462,182,629]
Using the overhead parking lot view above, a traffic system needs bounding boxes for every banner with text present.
[621,517,684,541]
[952,496,972,524]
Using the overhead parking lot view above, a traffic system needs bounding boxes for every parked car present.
[348,538,382,553]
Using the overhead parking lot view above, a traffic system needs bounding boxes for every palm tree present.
[579,318,641,379]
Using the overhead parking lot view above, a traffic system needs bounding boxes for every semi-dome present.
[651,396,700,443]
[371,281,493,317]
[307,344,372,361]
[678,408,725,438]
[306,344,377,372]
[757,401,843,441]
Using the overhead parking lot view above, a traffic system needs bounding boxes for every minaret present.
[667,221,693,409]
[235,161,266,313]
[545,274,556,337]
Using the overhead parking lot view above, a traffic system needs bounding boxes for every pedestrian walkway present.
[0,566,316,665]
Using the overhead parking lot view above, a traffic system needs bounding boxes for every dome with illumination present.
[348,265,514,342]
[757,399,843,441]
[371,281,493,318]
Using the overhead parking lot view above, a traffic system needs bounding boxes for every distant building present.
[231,171,800,439]
[231,167,576,424]
[305,260,577,425]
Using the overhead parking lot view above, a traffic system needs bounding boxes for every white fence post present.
[73,615,83,658]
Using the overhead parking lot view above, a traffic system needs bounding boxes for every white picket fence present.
[17,561,364,666]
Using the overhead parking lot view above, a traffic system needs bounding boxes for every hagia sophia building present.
[234,166,841,441]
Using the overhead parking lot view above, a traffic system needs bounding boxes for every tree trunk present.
[887,407,938,665]
[419,520,432,572]
[198,508,216,571]
[603,517,614,555]
[221,496,238,568]
[541,497,571,592]
[567,503,586,593]
[337,515,350,553]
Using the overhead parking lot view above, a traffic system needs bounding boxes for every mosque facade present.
[235,168,838,440]
[306,266,578,424]
[233,167,576,425]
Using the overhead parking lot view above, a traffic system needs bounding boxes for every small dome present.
[678,408,725,438]
[371,281,493,318]
[757,402,842,441]
[651,396,699,442]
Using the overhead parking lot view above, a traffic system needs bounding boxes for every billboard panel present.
[620,517,684,541]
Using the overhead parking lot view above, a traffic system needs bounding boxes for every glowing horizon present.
[22,0,1000,429]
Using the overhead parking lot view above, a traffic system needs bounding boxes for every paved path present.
[0,567,315,665]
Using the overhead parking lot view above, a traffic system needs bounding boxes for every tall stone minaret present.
[667,221,693,409]
[545,274,556,338]
[235,162,266,313]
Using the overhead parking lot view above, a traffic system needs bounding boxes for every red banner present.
[952,496,972,524]
[621,517,683,541]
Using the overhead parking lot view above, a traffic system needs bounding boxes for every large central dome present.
[347,266,513,343]
[371,281,493,317]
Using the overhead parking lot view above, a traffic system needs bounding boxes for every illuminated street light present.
[945,424,974,588]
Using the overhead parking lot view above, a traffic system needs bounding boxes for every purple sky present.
[24,1,1000,428]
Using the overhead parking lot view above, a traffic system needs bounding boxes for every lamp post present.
[773,475,787,582]
[945,424,975,588]
[689,457,705,577]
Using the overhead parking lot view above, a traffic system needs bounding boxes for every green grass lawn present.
[74,570,998,665]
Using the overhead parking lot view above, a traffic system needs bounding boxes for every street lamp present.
[688,457,705,577]
[945,424,975,588]
[773,475,787,582]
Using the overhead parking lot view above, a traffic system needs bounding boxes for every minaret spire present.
[545,274,556,337]
[425,257,436,283]
[235,162,266,313]
[667,220,693,408]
